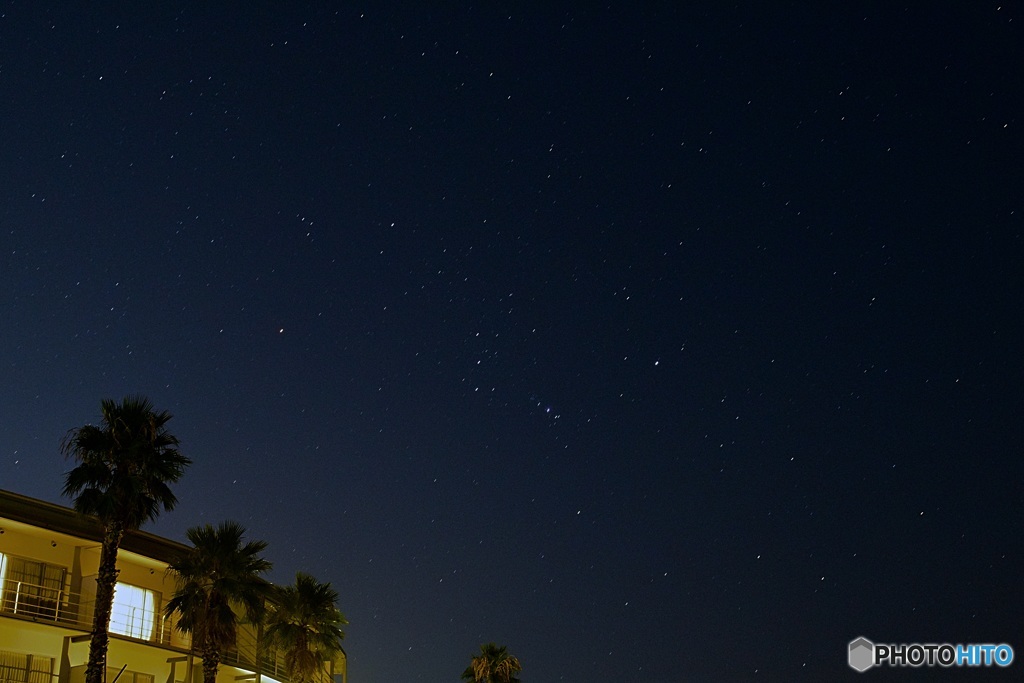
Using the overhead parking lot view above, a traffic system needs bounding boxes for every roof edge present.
[0,488,190,563]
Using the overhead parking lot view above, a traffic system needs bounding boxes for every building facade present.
[0,490,346,683]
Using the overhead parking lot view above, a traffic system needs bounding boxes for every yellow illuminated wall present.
[1,492,344,683]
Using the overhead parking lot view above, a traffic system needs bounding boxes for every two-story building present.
[0,490,346,683]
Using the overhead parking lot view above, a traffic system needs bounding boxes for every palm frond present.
[265,572,347,683]
[61,395,191,529]
[166,522,271,656]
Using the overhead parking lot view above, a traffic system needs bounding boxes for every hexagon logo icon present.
[849,637,875,672]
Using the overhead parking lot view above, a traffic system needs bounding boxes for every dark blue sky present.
[2,3,1022,680]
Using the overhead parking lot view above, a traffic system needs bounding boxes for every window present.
[0,650,53,683]
[109,583,158,641]
[106,668,154,683]
[0,554,66,621]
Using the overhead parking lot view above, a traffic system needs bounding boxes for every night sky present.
[2,3,1022,681]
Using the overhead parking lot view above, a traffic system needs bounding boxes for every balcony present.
[0,581,336,683]
[0,579,187,649]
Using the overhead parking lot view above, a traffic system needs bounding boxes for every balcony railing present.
[0,580,336,683]
[0,579,187,649]
[223,627,335,683]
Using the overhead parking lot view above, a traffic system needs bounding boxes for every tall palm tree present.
[461,643,522,683]
[165,522,272,683]
[61,395,191,683]
[264,573,347,683]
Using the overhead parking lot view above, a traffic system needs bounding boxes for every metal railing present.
[209,625,335,683]
[0,579,188,649]
[0,580,337,683]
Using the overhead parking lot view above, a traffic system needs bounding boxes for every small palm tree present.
[265,573,347,683]
[461,643,522,683]
[61,395,191,683]
[165,522,272,683]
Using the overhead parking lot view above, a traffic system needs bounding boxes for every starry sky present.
[2,3,1022,681]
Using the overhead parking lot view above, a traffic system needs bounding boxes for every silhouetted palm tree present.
[165,522,272,683]
[265,573,347,683]
[461,643,522,683]
[61,395,191,683]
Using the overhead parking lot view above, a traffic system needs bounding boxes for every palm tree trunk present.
[201,638,221,683]
[85,523,125,683]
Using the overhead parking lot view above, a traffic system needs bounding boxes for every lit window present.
[0,554,65,620]
[107,668,155,683]
[0,650,54,683]
[110,583,157,640]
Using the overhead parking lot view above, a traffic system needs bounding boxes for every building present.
[0,490,346,683]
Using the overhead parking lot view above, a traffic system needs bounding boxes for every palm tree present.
[165,522,273,683]
[264,573,347,683]
[461,643,522,683]
[61,395,191,683]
